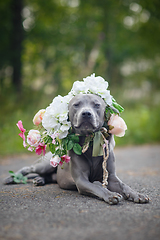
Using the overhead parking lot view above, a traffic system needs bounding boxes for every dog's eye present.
[74,102,80,107]
[94,103,100,108]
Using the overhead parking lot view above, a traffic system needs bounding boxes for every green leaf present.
[9,170,15,177]
[13,177,21,183]
[43,135,53,144]
[16,173,24,180]
[22,177,27,184]
[62,138,69,153]
[62,138,69,145]
[67,140,74,150]
[73,143,82,155]
[112,102,124,113]
[61,149,68,156]
[49,143,56,154]
[55,148,61,156]
[9,171,27,184]
[110,108,115,114]
[70,135,79,143]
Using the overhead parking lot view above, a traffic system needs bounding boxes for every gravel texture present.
[0,145,160,240]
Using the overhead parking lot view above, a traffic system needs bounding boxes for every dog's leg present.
[4,152,56,186]
[57,163,77,190]
[70,152,122,205]
[4,165,37,185]
[107,140,149,203]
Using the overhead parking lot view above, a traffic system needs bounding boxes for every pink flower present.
[50,155,71,168]
[50,155,61,167]
[16,120,27,147]
[33,109,46,126]
[27,130,41,147]
[108,114,127,137]
[28,146,33,152]
[59,155,71,166]
[35,142,47,156]
[51,133,59,144]
[61,155,71,163]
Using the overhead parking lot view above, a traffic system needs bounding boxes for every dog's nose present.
[82,111,92,118]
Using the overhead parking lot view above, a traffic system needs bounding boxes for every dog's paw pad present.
[105,192,123,205]
[109,197,119,205]
[33,177,45,186]
[134,194,149,204]
[124,190,149,204]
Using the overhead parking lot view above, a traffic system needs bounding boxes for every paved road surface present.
[0,145,160,240]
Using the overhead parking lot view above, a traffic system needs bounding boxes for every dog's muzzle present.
[74,109,99,134]
[82,111,92,119]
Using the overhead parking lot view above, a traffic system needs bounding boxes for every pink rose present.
[33,109,46,126]
[50,155,61,167]
[27,129,41,147]
[108,114,127,137]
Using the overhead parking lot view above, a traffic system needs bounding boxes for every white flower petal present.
[58,130,69,139]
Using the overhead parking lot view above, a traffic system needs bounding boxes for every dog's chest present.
[83,149,103,183]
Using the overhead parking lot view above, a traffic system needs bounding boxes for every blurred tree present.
[0,0,160,94]
[0,0,11,89]
[10,0,24,93]
[0,0,24,93]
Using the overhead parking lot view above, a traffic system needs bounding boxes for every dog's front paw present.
[104,190,123,205]
[122,184,149,203]
[33,176,45,186]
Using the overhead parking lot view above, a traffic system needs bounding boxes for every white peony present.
[83,73,109,94]
[63,93,74,103]
[70,73,112,106]
[42,111,59,133]
[60,122,71,132]
[42,95,71,138]
[50,95,68,121]
[101,90,113,106]
[70,81,89,95]
[58,130,69,139]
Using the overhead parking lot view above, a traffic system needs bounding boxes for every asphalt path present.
[0,145,160,240]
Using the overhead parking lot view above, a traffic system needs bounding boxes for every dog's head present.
[68,94,106,135]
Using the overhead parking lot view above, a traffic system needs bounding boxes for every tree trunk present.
[10,0,24,93]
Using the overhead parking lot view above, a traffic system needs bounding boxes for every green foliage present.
[73,143,82,155]
[115,104,160,146]
[66,134,82,155]
[49,143,56,154]
[9,171,27,184]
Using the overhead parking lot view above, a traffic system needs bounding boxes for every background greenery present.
[0,0,160,156]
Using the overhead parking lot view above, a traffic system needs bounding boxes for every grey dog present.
[4,94,149,205]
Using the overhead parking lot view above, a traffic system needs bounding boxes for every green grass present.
[115,104,160,146]
[0,87,160,156]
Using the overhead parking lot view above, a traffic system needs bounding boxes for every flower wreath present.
[17,73,127,186]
